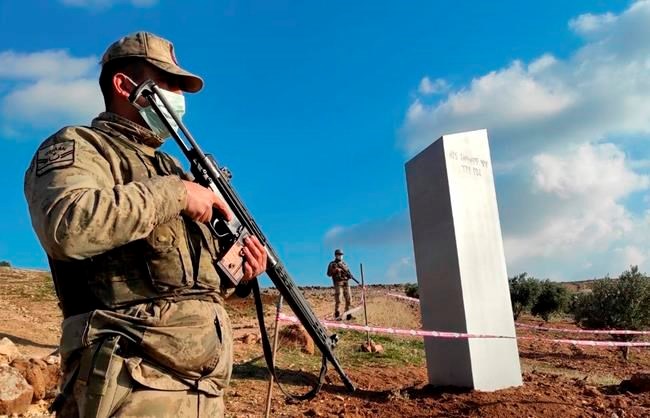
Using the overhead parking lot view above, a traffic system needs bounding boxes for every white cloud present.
[527,53,557,74]
[532,143,649,200]
[503,142,649,277]
[3,79,102,127]
[0,49,102,133]
[395,0,650,280]
[614,245,647,268]
[402,1,650,159]
[60,0,157,8]
[0,50,96,81]
[568,12,617,37]
[418,77,449,95]
[403,60,576,156]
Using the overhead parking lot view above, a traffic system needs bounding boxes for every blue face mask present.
[128,77,186,140]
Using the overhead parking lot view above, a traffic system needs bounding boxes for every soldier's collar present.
[92,112,165,154]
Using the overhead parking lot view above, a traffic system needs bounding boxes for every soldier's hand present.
[242,235,267,281]
[182,180,233,223]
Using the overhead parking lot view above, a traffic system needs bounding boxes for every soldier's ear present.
[113,73,135,102]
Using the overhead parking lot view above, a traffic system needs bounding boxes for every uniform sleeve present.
[24,128,188,261]
[326,262,334,277]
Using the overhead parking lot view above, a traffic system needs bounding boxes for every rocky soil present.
[1,266,649,417]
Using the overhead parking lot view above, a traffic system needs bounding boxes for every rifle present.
[340,270,360,285]
[129,80,356,399]
[344,271,360,285]
[332,262,360,284]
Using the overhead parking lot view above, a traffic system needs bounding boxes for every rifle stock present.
[129,80,356,396]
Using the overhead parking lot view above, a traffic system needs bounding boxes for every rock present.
[613,397,628,409]
[593,400,606,411]
[11,357,61,401]
[583,385,601,397]
[0,338,20,365]
[0,365,33,415]
[44,355,60,366]
[278,325,315,355]
[569,345,585,356]
[359,340,384,354]
[620,372,650,393]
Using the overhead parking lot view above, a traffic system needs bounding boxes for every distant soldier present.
[326,249,355,320]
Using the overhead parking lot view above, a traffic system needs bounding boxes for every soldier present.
[23,32,267,417]
[326,249,354,320]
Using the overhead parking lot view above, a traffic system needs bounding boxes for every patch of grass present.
[34,274,56,300]
[2,272,56,301]
[336,330,425,367]
[231,329,425,387]
[232,358,269,380]
[254,329,425,374]
[274,347,322,370]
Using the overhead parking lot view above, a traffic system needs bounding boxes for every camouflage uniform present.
[24,32,232,418]
[326,259,352,317]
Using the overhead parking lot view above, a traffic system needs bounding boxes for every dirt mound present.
[278,324,315,355]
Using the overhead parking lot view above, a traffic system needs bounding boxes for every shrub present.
[572,266,650,331]
[0,260,10,267]
[530,280,569,321]
[571,266,650,359]
[404,283,419,299]
[508,273,541,319]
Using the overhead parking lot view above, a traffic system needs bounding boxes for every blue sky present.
[1,0,646,285]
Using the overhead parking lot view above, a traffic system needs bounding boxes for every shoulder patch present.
[36,140,75,176]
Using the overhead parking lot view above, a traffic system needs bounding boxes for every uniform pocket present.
[75,336,133,418]
[203,303,233,382]
[144,217,194,291]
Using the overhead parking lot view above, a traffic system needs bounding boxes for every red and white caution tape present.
[517,336,650,347]
[277,314,650,347]
[278,313,514,340]
[515,322,650,335]
[386,292,420,304]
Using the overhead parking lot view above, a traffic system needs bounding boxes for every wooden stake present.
[264,295,284,418]
[360,263,370,346]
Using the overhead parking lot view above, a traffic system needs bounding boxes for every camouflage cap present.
[335,249,344,255]
[101,31,203,93]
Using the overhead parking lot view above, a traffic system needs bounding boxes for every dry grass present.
[353,294,421,330]
[0,267,55,301]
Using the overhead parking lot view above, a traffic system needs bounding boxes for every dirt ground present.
[1,266,649,417]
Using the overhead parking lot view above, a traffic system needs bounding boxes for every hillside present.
[1,267,650,417]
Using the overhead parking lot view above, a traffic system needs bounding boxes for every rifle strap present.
[252,279,327,401]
